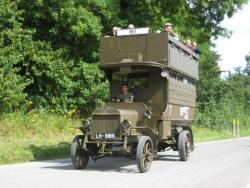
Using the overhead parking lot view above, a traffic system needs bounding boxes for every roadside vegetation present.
[193,122,250,143]
[0,110,79,164]
[0,111,249,164]
[0,1,249,164]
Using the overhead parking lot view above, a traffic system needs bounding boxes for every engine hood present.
[92,102,147,125]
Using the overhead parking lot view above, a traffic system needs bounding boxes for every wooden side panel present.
[163,104,196,121]
[118,35,147,62]
[100,37,119,65]
[100,33,199,81]
[168,78,196,107]
[147,33,168,64]
[168,46,199,80]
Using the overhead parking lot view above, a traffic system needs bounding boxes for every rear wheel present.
[178,131,191,161]
[71,135,89,169]
[136,136,153,173]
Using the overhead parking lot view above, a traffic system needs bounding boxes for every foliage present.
[0,0,110,116]
[0,109,77,164]
[17,0,116,62]
[0,1,29,112]
[244,52,250,109]
[0,0,250,164]
[194,61,250,129]
[0,0,249,123]
[0,110,248,164]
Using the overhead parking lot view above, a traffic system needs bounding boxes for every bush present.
[0,1,109,116]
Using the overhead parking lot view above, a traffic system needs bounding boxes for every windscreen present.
[110,72,149,103]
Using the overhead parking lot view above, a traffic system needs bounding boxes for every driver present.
[117,83,134,103]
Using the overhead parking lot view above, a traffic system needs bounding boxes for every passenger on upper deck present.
[185,39,192,48]
[128,24,135,29]
[112,26,121,36]
[164,23,177,37]
[191,42,201,54]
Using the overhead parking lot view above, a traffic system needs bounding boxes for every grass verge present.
[0,111,249,165]
[192,126,250,142]
[0,110,78,165]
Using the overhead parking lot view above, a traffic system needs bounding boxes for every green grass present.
[0,136,72,164]
[0,110,79,164]
[0,110,249,165]
[240,128,250,137]
[192,126,250,142]
[193,126,233,142]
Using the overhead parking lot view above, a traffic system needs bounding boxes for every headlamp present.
[81,119,91,129]
[121,120,131,130]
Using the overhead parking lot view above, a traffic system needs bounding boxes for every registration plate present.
[95,133,116,139]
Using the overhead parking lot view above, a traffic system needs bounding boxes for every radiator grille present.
[90,115,121,139]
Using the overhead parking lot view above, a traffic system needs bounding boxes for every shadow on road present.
[42,157,139,173]
[28,142,181,173]
[28,143,139,173]
[156,153,180,162]
[28,142,70,161]
[40,151,181,173]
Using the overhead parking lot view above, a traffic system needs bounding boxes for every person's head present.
[112,27,121,36]
[186,39,192,47]
[164,23,173,32]
[128,24,135,29]
[191,41,197,49]
[121,83,129,93]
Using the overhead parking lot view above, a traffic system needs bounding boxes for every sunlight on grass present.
[192,126,233,142]
[192,125,250,142]
[0,111,249,165]
[0,110,79,164]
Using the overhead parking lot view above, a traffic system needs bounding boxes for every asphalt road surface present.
[0,137,250,188]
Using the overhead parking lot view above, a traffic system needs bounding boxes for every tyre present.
[136,136,153,173]
[178,130,191,161]
[71,135,89,169]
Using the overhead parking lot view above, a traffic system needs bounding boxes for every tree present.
[0,0,109,116]
[244,52,250,111]
[245,52,250,74]
[17,0,118,63]
[0,1,29,112]
[0,0,248,119]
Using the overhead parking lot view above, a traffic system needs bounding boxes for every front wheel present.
[136,136,153,173]
[71,135,89,169]
[178,131,191,161]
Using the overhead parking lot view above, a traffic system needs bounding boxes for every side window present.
[188,80,195,86]
[169,72,176,79]
[169,71,195,86]
[183,78,188,85]
[177,76,183,82]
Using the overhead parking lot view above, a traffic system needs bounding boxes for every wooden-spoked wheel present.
[136,136,153,173]
[71,135,89,169]
[178,130,191,161]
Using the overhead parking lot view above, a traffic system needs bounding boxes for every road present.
[0,137,250,188]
